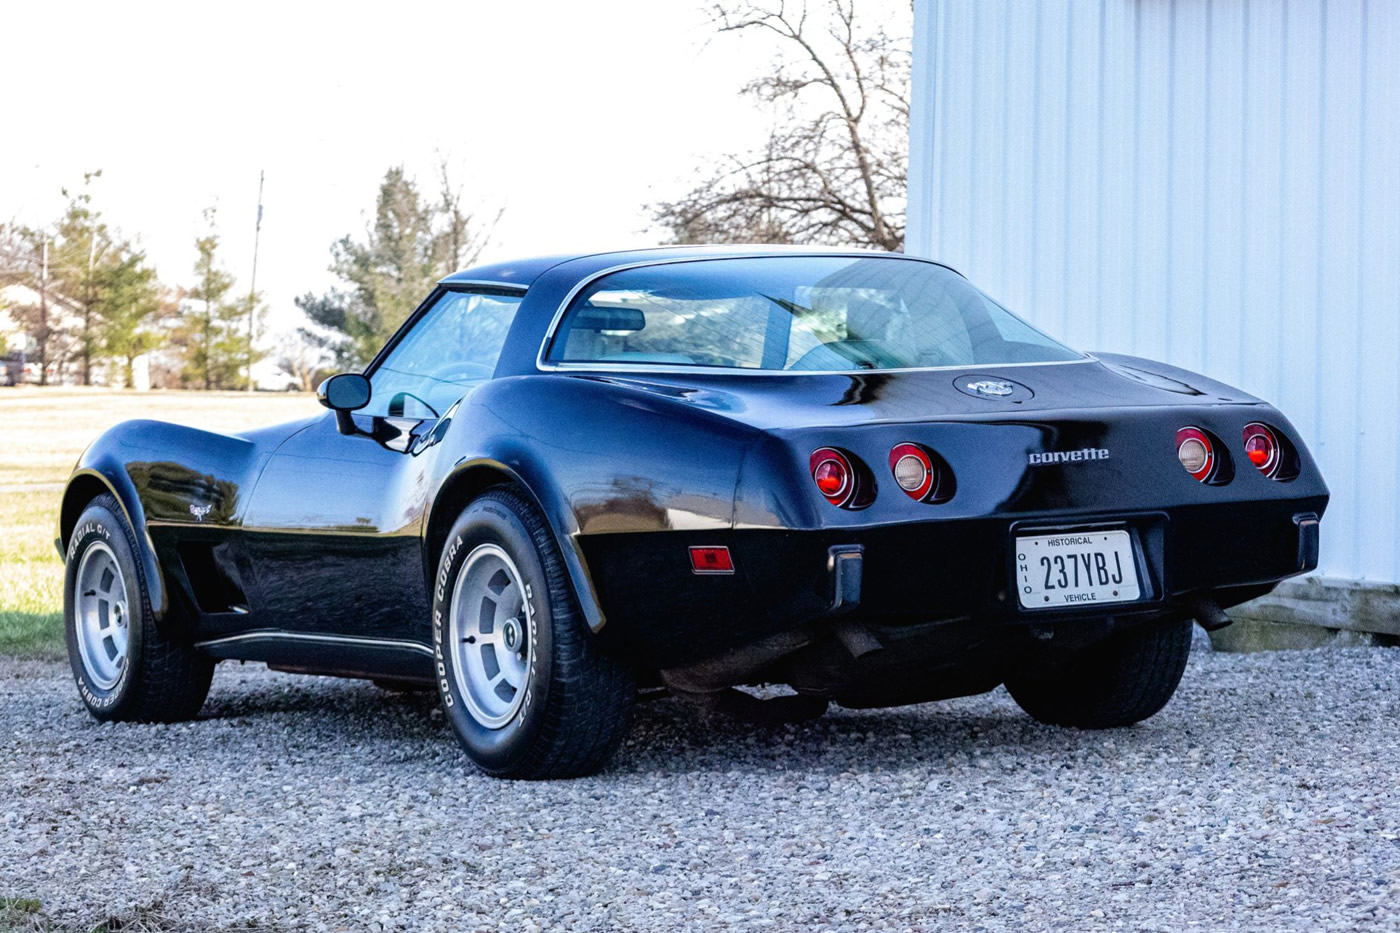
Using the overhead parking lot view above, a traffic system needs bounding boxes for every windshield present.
[544,256,1082,372]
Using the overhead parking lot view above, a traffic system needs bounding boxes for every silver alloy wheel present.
[74,541,130,691]
[448,543,533,729]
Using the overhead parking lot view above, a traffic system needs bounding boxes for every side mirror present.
[317,373,372,435]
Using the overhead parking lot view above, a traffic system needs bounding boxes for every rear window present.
[544,256,1082,371]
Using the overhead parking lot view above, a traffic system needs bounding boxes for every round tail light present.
[889,442,935,501]
[1242,423,1281,478]
[810,448,856,507]
[1176,427,1215,482]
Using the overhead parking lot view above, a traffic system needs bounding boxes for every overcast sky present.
[1,1,782,331]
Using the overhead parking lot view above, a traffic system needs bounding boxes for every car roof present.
[439,244,919,291]
[433,246,967,379]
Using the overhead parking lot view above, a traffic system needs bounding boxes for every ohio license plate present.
[1015,530,1140,610]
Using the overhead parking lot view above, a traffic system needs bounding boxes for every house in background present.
[0,282,151,389]
[908,0,1398,633]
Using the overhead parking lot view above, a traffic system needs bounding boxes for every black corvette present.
[59,247,1327,778]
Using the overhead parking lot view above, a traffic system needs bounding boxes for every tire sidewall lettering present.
[433,498,554,766]
[435,534,462,605]
[68,518,133,710]
[435,533,542,730]
[433,534,464,705]
[67,521,110,562]
[517,582,536,730]
[432,575,454,707]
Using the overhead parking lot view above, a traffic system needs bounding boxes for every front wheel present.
[433,489,634,779]
[1005,618,1192,729]
[64,494,214,722]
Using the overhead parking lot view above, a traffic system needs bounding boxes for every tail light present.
[889,442,935,501]
[1242,423,1282,478]
[689,546,734,574]
[1176,427,1215,482]
[810,448,857,507]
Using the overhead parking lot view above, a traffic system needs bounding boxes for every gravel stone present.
[3,640,1400,931]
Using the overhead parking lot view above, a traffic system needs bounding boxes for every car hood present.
[573,353,1265,432]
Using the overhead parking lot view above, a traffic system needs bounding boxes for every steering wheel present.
[387,391,438,419]
[385,361,496,418]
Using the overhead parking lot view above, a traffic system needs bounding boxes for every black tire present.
[432,488,634,779]
[1005,618,1192,729]
[64,494,214,722]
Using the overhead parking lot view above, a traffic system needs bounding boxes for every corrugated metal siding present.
[908,0,1400,584]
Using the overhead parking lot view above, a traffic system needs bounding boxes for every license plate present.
[1015,529,1141,610]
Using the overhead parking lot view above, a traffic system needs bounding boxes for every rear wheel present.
[64,494,214,722]
[433,488,634,778]
[1005,618,1192,729]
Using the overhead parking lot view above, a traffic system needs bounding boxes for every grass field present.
[0,388,320,658]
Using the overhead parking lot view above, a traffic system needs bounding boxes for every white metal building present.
[908,0,1400,613]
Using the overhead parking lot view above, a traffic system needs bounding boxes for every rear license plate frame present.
[1006,517,1163,616]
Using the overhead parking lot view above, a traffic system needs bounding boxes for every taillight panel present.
[1175,422,1300,486]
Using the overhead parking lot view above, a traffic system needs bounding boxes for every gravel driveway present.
[4,636,1400,932]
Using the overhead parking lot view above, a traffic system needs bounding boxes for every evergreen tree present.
[47,172,130,384]
[297,165,498,367]
[32,172,165,385]
[179,208,250,389]
[100,251,164,388]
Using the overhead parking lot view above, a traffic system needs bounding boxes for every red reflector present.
[689,546,734,574]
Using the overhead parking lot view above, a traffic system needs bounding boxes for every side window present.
[365,289,524,418]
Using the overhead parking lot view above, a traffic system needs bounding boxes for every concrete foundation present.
[1210,577,1400,653]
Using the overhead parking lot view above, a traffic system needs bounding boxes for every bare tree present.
[434,155,503,273]
[0,223,62,384]
[0,222,21,278]
[653,0,910,251]
[274,329,335,392]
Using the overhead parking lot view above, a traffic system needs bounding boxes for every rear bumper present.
[584,495,1327,668]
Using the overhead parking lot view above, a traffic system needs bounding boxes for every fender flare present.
[58,463,171,624]
[425,454,608,633]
